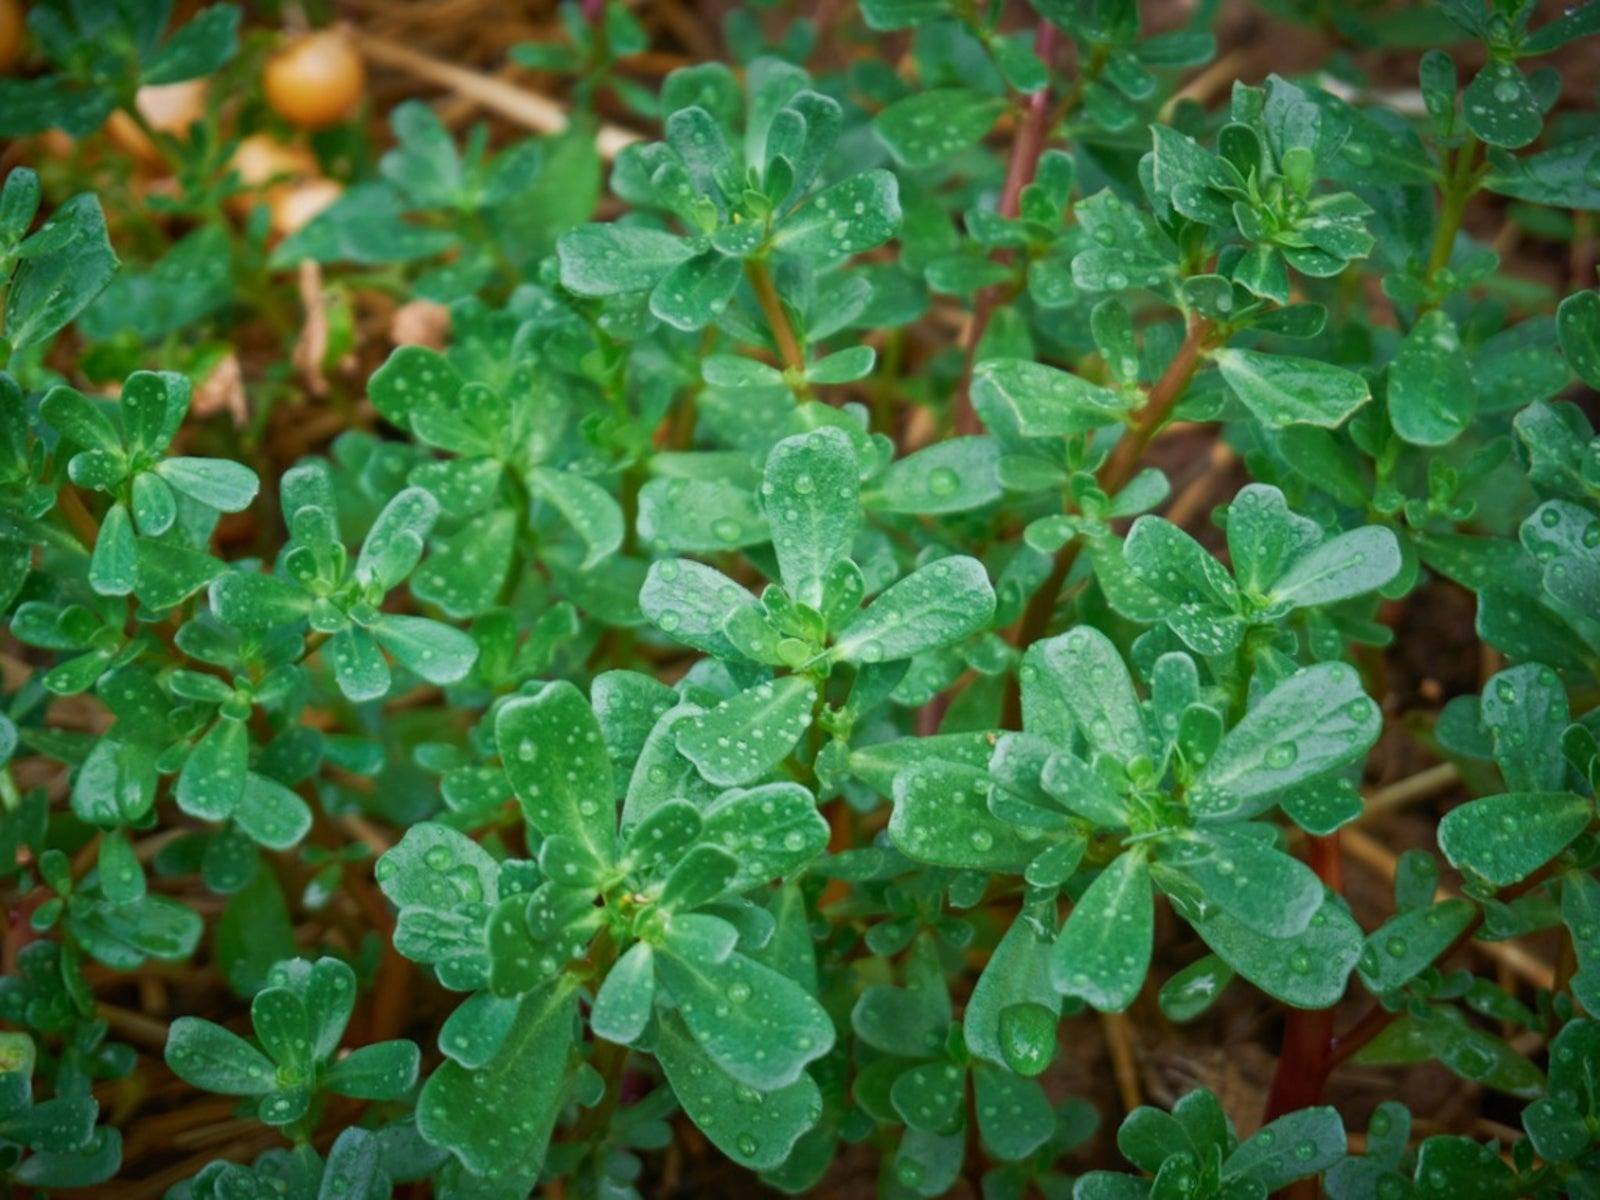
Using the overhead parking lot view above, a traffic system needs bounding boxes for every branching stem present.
[745,257,809,398]
[952,20,1062,435]
[1000,318,1214,727]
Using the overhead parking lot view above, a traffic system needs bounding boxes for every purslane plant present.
[3,0,1600,1196]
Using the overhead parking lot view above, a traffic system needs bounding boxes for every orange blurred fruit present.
[263,30,365,131]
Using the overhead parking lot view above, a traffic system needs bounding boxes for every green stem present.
[1419,139,1482,312]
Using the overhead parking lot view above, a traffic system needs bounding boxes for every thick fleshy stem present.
[951,20,1060,435]
[1256,855,1561,1200]
[746,257,812,400]
[1263,834,1342,1116]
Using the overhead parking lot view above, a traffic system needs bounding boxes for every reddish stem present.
[952,21,1059,435]
[1261,833,1342,1200]
[1262,834,1342,1122]
[998,25,1060,217]
[998,318,1212,728]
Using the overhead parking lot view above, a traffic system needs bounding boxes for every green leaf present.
[971,358,1132,436]
[122,375,182,452]
[322,1040,420,1100]
[859,0,953,28]
[1214,348,1370,428]
[891,1059,966,1135]
[274,182,458,267]
[1224,1106,1345,1189]
[1036,627,1151,764]
[1484,134,1600,210]
[164,1018,276,1095]
[639,558,756,660]
[964,900,1060,1070]
[655,1012,822,1170]
[763,427,860,609]
[1190,890,1362,1009]
[130,473,176,536]
[1523,1091,1590,1164]
[1557,289,1600,389]
[316,1129,379,1200]
[650,249,743,331]
[872,437,1002,515]
[1189,662,1380,823]
[637,477,767,554]
[1561,873,1600,1010]
[1391,1011,1546,1097]
[590,942,655,1044]
[417,979,576,1180]
[368,345,460,433]
[772,170,902,262]
[209,571,313,630]
[557,223,696,295]
[1124,516,1243,657]
[1158,955,1234,1023]
[833,556,995,664]
[1480,663,1568,792]
[88,504,137,597]
[251,986,311,1074]
[654,948,834,1090]
[1356,898,1476,993]
[874,89,1006,169]
[658,844,739,910]
[806,346,875,385]
[1438,791,1592,886]
[140,4,240,84]
[676,676,816,788]
[1225,483,1322,596]
[889,760,1043,871]
[4,195,118,350]
[704,356,783,389]
[376,823,499,988]
[98,831,144,904]
[702,782,829,887]
[1388,311,1473,446]
[293,958,358,1060]
[153,458,260,513]
[1462,63,1541,150]
[0,77,115,140]
[495,681,616,865]
[233,772,312,851]
[133,540,224,611]
[40,386,121,454]
[357,486,438,591]
[327,628,389,702]
[1269,526,1401,608]
[1050,850,1152,1012]
[1157,828,1324,938]
[411,508,516,618]
[369,615,478,686]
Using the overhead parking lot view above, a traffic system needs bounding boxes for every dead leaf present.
[191,352,248,428]
[390,298,451,349]
[293,259,330,398]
